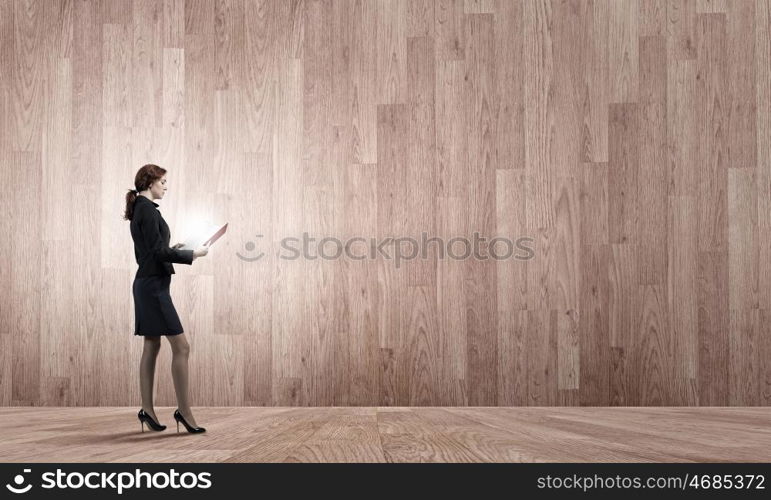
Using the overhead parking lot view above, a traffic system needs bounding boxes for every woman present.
[124,164,210,434]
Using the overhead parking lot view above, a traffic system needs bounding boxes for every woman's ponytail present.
[123,188,139,221]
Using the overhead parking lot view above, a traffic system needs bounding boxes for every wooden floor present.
[0,407,769,462]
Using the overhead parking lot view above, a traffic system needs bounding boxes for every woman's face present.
[149,175,168,200]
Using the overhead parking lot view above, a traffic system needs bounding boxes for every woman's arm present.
[139,209,195,265]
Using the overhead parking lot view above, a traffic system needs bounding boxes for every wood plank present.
[213,0,245,91]
[668,195,699,403]
[162,0,184,48]
[41,56,71,242]
[434,0,464,61]
[375,0,406,104]
[341,164,379,405]
[581,0,609,162]
[185,0,214,35]
[493,0,524,169]
[242,0,275,155]
[668,0,697,60]
[696,12,728,252]
[697,250,729,405]
[12,0,45,152]
[132,0,163,127]
[757,0,771,230]
[578,242,610,405]
[400,285,439,405]
[10,151,42,405]
[464,13,497,405]
[725,0,756,170]
[638,35,667,285]
[608,102,638,245]
[436,196,468,404]
[608,0,638,103]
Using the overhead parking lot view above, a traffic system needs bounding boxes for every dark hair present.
[123,164,167,221]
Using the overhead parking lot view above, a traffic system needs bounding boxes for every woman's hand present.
[192,241,210,259]
[171,242,184,249]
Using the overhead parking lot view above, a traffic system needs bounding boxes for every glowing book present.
[179,222,228,251]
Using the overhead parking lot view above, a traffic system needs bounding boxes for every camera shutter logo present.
[6,469,32,494]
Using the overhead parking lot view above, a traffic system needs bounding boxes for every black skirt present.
[133,275,184,336]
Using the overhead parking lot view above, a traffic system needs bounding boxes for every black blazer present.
[130,195,194,278]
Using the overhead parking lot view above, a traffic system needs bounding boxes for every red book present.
[204,222,228,246]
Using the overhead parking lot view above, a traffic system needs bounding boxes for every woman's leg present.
[139,336,162,421]
[165,333,198,426]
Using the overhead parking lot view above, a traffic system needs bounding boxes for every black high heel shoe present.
[174,409,206,434]
[138,409,166,432]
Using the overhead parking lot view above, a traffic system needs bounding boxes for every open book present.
[179,222,228,251]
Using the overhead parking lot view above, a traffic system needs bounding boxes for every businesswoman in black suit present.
[124,164,210,434]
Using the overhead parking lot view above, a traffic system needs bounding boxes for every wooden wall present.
[1,0,769,407]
